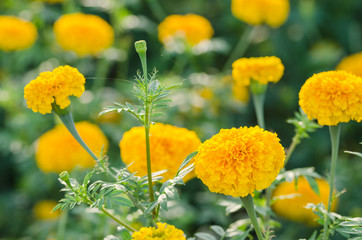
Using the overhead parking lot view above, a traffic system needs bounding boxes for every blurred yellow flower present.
[194,126,285,197]
[232,56,284,86]
[36,121,108,173]
[132,222,186,240]
[233,79,250,103]
[336,52,362,77]
[231,0,290,27]
[54,13,114,56]
[24,65,85,114]
[120,123,201,182]
[33,200,60,220]
[299,70,362,126]
[272,177,338,226]
[158,14,214,46]
[0,16,37,51]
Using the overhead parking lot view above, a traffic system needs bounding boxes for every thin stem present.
[146,0,167,22]
[56,208,68,240]
[322,124,341,240]
[284,134,301,166]
[252,93,266,129]
[240,195,265,240]
[101,207,137,233]
[145,124,155,203]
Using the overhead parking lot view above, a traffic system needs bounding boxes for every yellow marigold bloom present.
[132,222,186,240]
[33,200,60,220]
[120,123,201,182]
[272,177,338,226]
[299,70,362,126]
[231,0,290,27]
[336,52,362,77]
[232,56,284,86]
[158,14,214,46]
[36,121,108,173]
[0,16,37,51]
[233,79,250,103]
[24,65,85,114]
[54,13,114,56]
[194,126,285,197]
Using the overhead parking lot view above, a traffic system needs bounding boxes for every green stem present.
[252,93,266,129]
[56,208,68,240]
[322,124,341,240]
[240,195,265,240]
[284,134,301,166]
[101,207,136,233]
[146,0,166,22]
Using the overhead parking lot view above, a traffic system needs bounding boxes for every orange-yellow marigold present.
[36,121,108,173]
[336,52,362,77]
[131,222,186,240]
[272,177,338,226]
[299,70,362,126]
[33,200,60,220]
[120,123,201,182]
[0,15,37,51]
[54,13,114,56]
[194,126,285,197]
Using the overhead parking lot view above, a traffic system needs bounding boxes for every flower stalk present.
[240,195,265,240]
[250,79,267,129]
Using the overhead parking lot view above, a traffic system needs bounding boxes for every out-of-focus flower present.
[120,123,201,182]
[36,121,108,173]
[233,79,250,103]
[54,13,114,56]
[0,16,37,51]
[272,177,338,226]
[299,70,362,126]
[131,222,186,240]
[231,0,290,27]
[158,14,214,47]
[194,126,285,197]
[336,52,362,77]
[24,65,85,114]
[33,200,60,220]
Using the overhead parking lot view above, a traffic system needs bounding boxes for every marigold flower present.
[120,123,201,182]
[24,65,85,114]
[131,222,186,240]
[194,126,285,197]
[54,13,114,56]
[232,56,284,86]
[231,0,290,27]
[272,177,338,226]
[233,79,250,103]
[299,70,362,126]
[33,200,60,220]
[36,121,108,173]
[336,52,362,77]
[158,14,214,46]
[0,16,37,51]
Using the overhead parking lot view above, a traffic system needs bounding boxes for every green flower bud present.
[135,40,147,54]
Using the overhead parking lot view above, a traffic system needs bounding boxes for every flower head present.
[299,70,362,126]
[36,121,108,173]
[232,56,284,86]
[0,16,37,51]
[131,222,186,240]
[33,200,60,220]
[24,65,85,114]
[158,14,214,47]
[194,126,285,197]
[272,177,338,226]
[54,13,114,56]
[336,52,362,77]
[120,123,201,182]
[231,0,290,27]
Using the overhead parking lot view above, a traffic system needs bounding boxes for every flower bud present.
[135,40,147,54]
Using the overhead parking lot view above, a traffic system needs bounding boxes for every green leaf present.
[308,230,318,240]
[83,170,94,187]
[305,175,320,196]
[144,201,158,215]
[119,228,132,240]
[344,150,362,158]
[194,232,217,240]
[148,80,160,93]
[110,196,134,207]
[210,225,225,237]
[176,151,198,176]
[164,186,179,199]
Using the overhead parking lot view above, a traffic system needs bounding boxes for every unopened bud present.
[135,40,147,54]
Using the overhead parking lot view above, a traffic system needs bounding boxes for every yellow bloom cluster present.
[336,52,362,77]
[54,13,114,56]
[158,14,214,46]
[194,126,285,197]
[33,200,60,220]
[232,56,284,86]
[231,0,290,27]
[272,177,338,226]
[0,16,37,51]
[36,121,108,173]
[232,79,250,103]
[24,65,85,114]
[120,123,201,182]
[299,70,362,126]
[132,222,186,240]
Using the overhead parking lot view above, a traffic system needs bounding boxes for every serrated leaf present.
[210,225,225,237]
[52,203,63,212]
[194,232,217,240]
[305,175,320,196]
[83,170,94,187]
[176,151,197,176]
[164,186,178,199]
[148,80,160,93]
[99,107,119,117]
[110,196,134,207]
[125,102,135,111]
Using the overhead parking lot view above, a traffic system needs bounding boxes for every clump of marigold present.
[272,177,338,226]
[232,56,284,87]
[336,52,362,77]
[132,222,186,240]
[24,65,85,114]
[158,14,214,47]
[120,123,201,182]
[33,200,60,220]
[0,16,37,51]
[54,13,114,56]
[231,0,290,27]
[36,121,108,173]
[194,126,285,197]
[299,70,362,126]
